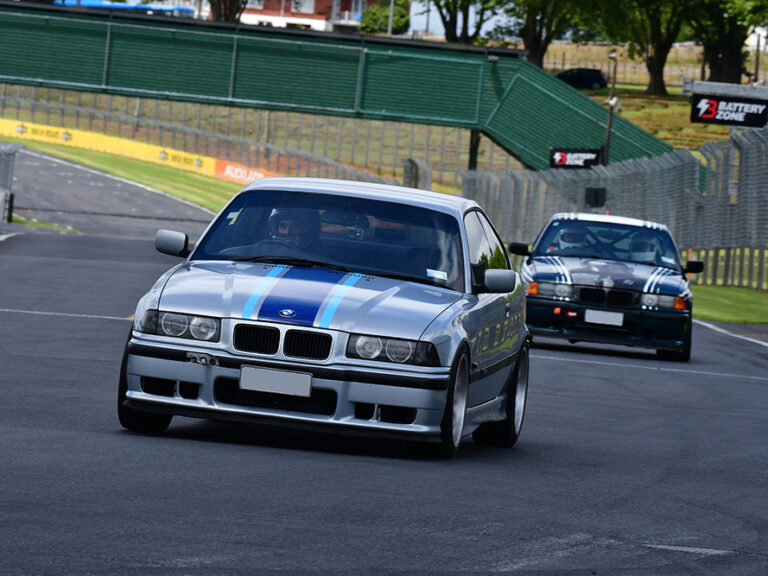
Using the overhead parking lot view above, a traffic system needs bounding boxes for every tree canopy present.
[489,0,583,67]
[598,0,694,95]
[688,0,768,83]
[360,0,410,35]
[431,0,503,44]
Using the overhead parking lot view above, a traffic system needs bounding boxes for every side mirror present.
[483,269,518,293]
[156,229,190,257]
[508,242,531,256]
[684,260,704,274]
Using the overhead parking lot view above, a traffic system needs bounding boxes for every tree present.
[431,0,503,44]
[688,0,768,83]
[489,1,583,68]
[600,0,693,95]
[360,0,410,35]
[208,0,248,22]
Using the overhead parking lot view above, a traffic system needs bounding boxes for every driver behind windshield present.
[268,208,320,250]
[547,225,586,253]
[629,233,659,264]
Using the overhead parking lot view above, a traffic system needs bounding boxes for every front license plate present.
[240,366,312,397]
[585,309,624,326]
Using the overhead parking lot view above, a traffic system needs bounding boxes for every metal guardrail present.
[0,143,23,222]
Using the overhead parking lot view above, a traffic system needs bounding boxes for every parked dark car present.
[509,213,704,362]
[556,68,608,90]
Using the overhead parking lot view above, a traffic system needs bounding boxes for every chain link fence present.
[462,127,768,290]
[0,83,524,188]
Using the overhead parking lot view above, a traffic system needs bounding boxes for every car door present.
[462,210,520,408]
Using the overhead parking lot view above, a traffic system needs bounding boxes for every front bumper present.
[526,297,690,352]
[123,336,452,439]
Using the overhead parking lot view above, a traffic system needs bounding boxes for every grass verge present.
[1,136,241,213]
[692,285,768,324]
[11,216,80,233]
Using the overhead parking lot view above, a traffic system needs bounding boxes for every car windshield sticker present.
[426,269,448,281]
[241,264,288,319]
[256,267,348,326]
[226,209,241,225]
[317,273,364,329]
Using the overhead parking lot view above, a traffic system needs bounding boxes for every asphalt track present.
[1,149,767,575]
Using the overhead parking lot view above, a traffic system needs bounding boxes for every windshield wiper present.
[230,254,353,272]
[369,270,447,288]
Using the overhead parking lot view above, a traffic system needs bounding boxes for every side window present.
[464,212,494,287]
[477,212,510,270]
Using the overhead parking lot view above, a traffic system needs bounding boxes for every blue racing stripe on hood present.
[257,267,347,326]
[317,273,363,329]
[241,265,288,319]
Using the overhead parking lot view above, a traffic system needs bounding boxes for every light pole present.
[387,0,395,35]
[603,53,619,165]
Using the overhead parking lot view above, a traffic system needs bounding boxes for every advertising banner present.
[690,94,768,127]
[550,148,602,169]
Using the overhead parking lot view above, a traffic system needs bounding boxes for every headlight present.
[347,334,439,366]
[641,294,687,310]
[529,281,572,299]
[137,310,220,341]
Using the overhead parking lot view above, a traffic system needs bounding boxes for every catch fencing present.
[0,85,399,187]
[0,83,519,187]
[462,127,768,290]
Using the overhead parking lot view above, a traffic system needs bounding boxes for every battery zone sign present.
[690,94,768,127]
[549,148,602,169]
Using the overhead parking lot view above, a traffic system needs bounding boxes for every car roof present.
[549,212,670,232]
[238,177,479,218]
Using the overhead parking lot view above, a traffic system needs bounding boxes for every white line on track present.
[694,318,768,348]
[20,149,216,215]
[530,353,768,382]
[0,308,130,321]
[643,544,734,556]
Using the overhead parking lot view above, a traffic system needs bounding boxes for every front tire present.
[472,344,529,448]
[117,336,172,434]
[438,349,469,459]
[657,319,692,362]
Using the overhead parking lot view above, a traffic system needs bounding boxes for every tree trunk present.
[645,55,668,96]
[707,19,747,83]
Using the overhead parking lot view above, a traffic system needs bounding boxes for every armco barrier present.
[0,118,285,187]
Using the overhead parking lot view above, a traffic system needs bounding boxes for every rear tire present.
[117,336,172,434]
[472,345,529,448]
[437,349,469,459]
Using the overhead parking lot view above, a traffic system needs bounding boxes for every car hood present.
[157,261,462,339]
[524,256,688,294]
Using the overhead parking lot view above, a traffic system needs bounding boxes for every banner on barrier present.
[0,119,280,184]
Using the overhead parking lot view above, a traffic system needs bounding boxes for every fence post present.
[0,144,24,223]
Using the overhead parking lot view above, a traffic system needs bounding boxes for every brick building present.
[239,0,376,32]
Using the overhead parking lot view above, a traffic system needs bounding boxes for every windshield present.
[532,219,682,269]
[193,190,465,291]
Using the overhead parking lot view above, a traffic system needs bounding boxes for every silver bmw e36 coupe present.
[118,177,529,457]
